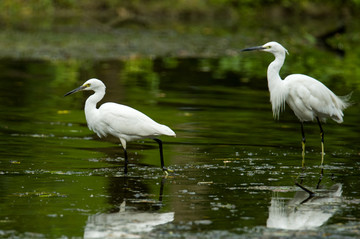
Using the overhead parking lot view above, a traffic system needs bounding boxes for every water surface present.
[0,57,359,238]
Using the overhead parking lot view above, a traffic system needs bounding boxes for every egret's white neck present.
[267,52,286,89]
[267,51,287,119]
[84,88,105,116]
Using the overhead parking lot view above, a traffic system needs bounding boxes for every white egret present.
[64,78,176,174]
[242,41,351,166]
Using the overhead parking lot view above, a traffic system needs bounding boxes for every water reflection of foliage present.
[47,52,360,98]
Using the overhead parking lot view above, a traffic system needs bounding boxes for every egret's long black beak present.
[64,85,86,96]
[241,46,266,52]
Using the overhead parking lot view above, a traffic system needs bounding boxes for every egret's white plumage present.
[242,41,351,165]
[64,78,176,174]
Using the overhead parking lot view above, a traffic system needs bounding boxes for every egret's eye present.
[266,46,271,49]
[85,83,91,87]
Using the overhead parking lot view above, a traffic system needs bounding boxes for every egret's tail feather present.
[329,92,352,123]
[339,92,353,110]
[159,124,176,137]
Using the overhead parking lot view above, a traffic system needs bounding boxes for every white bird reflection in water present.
[267,183,342,230]
[84,201,175,239]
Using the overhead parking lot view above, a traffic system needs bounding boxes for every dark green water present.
[0,56,359,238]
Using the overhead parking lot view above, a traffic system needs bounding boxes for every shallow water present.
[0,57,359,238]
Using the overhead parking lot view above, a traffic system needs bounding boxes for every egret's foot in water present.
[162,167,174,176]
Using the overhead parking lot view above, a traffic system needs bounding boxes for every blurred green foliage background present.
[0,0,359,89]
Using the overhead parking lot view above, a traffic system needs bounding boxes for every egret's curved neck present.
[267,52,286,89]
[267,51,287,119]
[84,88,105,116]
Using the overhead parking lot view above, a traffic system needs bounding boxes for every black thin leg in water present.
[153,138,165,168]
[301,122,306,169]
[295,182,315,197]
[316,117,325,166]
[316,117,325,183]
[153,138,171,174]
[316,173,323,189]
[158,178,166,202]
[154,139,173,174]
[123,148,128,175]
[299,193,315,205]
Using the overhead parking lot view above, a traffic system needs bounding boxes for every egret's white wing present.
[285,74,346,122]
[99,103,175,141]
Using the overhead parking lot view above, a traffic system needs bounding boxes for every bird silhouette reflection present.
[267,175,342,230]
[84,177,174,238]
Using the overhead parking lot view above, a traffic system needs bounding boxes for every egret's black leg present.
[316,172,323,189]
[301,122,306,168]
[123,148,128,175]
[153,138,172,174]
[295,182,316,198]
[316,117,325,165]
[154,138,165,169]
[159,178,166,202]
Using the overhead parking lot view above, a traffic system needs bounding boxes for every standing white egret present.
[242,41,351,167]
[64,78,176,174]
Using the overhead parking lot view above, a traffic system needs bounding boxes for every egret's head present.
[64,78,106,96]
[241,41,289,55]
